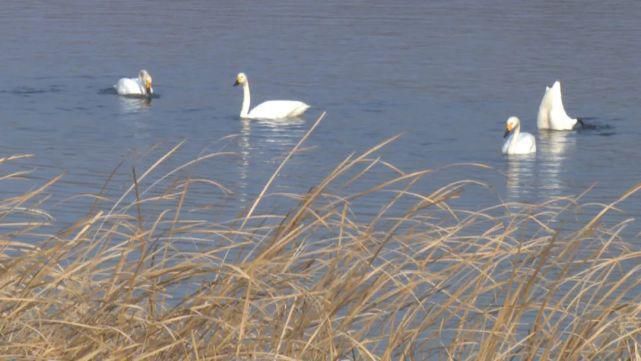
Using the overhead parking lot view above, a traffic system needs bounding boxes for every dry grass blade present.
[240,111,326,231]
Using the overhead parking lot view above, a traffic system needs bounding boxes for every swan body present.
[502,116,536,154]
[537,80,580,130]
[115,70,153,97]
[234,72,309,120]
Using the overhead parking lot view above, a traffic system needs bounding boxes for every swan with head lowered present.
[502,116,536,155]
[233,72,310,120]
[115,69,153,97]
[537,80,583,130]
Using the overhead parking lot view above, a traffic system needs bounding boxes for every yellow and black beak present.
[233,79,240,87]
[144,82,152,96]
[503,127,511,138]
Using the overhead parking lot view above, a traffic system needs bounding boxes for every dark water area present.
[1,1,641,232]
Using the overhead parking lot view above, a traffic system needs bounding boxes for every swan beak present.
[233,79,240,87]
[503,122,514,138]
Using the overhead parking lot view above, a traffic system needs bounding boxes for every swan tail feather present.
[290,103,310,117]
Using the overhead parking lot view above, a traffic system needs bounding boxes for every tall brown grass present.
[2,114,641,360]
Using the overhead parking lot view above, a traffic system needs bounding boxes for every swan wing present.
[537,86,554,129]
[547,81,577,130]
[248,100,310,120]
[504,133,536,154]
[549,107,576,130]
[511,133,536,154]
[548,81,568,111]
[115,77,144,95]
[520,133,536,153]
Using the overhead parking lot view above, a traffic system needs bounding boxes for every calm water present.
[2,1,641,227]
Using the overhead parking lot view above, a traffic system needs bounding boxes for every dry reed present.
[1,115,641,360]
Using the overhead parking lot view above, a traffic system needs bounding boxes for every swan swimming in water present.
[502,116,536,154]
[115,70,153,97]
[233,72,310,120]
[537,80,582,130]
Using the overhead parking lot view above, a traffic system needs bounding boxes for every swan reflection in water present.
[117,96,153,143]
[506,153,537,202]
[118,96,152,113]
[238,119,252,205]
[505,131,576,202]
[237,118,306,205]
[537,130,576,199]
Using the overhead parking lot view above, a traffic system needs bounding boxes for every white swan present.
[502,116,536,154]
[537,80,582,130]
[115,70,153,97]
[233,72,310,120]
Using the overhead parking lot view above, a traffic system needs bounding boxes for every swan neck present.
[509,125,521,151]
[241,82,251,118]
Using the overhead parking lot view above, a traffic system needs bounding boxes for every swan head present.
[504,116,520,138]
[234,72,248,87]
[138,69,153,96]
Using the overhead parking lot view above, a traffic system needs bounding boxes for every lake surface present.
[2,0,641,228]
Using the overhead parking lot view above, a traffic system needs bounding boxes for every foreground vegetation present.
[2,117,641,360]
